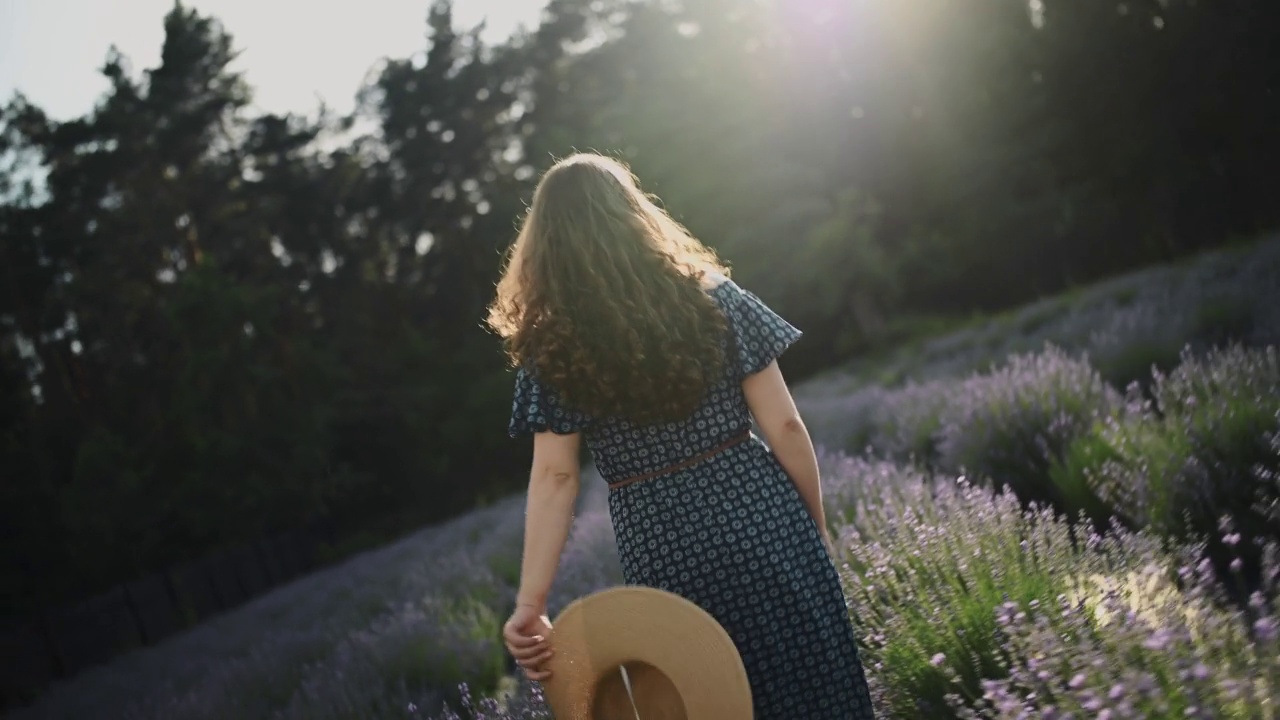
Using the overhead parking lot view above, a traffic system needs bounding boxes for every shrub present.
[276,594,508,720]
[801,384,897,456]
[803,380,950,462]
[828,455,1163,718]
[1091,335,1186,393]
[1151,346,1280,533]
[865,380,951,465]
[129,578,512,720]
[935,346,1120,515]
[1071,346,1280,546]
[1193,294,1257,348]
[951,544,1280,719]
[826,451,1280,719]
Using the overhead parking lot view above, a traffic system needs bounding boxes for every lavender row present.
[440,455,1279,719]
[797,234,1280,408]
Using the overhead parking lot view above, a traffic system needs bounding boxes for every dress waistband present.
[607,430,753,491]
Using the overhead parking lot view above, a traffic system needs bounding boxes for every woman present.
[486,152,875,719]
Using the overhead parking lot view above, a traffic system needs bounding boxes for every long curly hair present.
[485,153,731,425]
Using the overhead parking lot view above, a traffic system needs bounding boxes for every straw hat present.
[541,586,754,720]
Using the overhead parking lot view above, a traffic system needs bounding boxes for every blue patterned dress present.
[508,278,876,719]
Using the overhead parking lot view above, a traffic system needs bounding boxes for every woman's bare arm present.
[741,361,829,539]
[514,431,582,609]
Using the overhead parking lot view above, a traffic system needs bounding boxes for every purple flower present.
[1255,617,1278,643]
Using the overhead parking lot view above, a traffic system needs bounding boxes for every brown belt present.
[607,430,753,491]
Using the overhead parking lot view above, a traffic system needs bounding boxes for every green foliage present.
[831,460,1165,718]
[1045,425,1131,528]
[1136,346,1279,539]
[5,0,1280,621]
[0,1,536,614]
[1192,296,1256,347]
[1052,348,1278,543]
[1091,337,1186,392]
[935,346,1121,511]
[417,596,507,695]
[803,189,899,351]
[823,445,1280,720]
[488,554,523,591]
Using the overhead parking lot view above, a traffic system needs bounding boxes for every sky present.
[0,0,546,121]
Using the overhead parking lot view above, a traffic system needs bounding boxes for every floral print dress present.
[509,277,876,719]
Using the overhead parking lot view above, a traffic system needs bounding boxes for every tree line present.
[2,0,1277,615]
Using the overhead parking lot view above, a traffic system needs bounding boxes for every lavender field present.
[14,237,1280,719]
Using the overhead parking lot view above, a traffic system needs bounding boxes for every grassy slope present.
[14,234,1280,719]
[795,235,1280,451]
[797,234,1279,397]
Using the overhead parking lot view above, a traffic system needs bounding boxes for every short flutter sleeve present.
[723,281,803,378]
[508,366,593,437]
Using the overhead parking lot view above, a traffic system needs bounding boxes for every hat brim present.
[542,586,753,719]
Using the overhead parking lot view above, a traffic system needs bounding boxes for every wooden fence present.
[1,522,336,713]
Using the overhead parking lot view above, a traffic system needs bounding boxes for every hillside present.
[13,235,1280,719]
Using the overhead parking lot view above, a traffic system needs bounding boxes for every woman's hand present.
[503,603,555,682]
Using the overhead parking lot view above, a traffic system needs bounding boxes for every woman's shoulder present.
[700,270,733,292]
